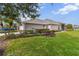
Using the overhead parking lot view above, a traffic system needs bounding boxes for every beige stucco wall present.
[24,24,45,30]
[48,25,62,30]
[19,25,24,30]
[19,24,25,30]
[19,24,62,30]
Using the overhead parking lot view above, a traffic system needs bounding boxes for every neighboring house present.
[73,25,79,30]
[19,19,65,31]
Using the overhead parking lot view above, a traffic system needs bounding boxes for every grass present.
[4,30,79,56]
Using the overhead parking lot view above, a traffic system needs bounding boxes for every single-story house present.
[19,19,65,31]
[73,25,79,30]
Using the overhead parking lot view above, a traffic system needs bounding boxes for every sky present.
[38,3,79,25]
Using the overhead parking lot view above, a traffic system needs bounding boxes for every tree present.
[0,3,39,19]
[66,24,73,31]
[0,3,39,34]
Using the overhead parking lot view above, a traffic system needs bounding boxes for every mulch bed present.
[0,40,8,56]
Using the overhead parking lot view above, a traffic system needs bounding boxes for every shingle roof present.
[24,19,64,25]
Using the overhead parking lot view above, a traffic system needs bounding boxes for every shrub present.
[36,29,49,33]
[10,30,18,32]
[17,33,39,38]
[51,30,60,32]
[42,30,55,37]
[3,34,17,40]
[1,29,56,40]
[0,30,7,33]
[35,29,56,37]
[23,30,34,34]
[66,29,73,31]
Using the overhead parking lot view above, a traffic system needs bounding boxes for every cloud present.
[54,3,79,15]
[39,3,46,9]
[40,6,45,9]
[38,4,46,12]
[63,3,69,5]
[75,3,79,6]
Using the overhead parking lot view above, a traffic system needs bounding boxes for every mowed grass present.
[4,31,79,56]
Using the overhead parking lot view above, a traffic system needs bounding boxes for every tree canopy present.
[66,24,73,31]
[0,3,39,19]
[0,3,40,29]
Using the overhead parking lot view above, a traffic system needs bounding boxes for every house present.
[19,19,65,31]
[73,25,79,30]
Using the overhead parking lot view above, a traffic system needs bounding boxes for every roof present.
[23,19,64,25]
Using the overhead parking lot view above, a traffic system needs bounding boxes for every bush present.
[66,29,73,31]
[36,29,55,37]
[42,30,55,37]
[9,30,18,32]
[51,30,60,32]
[36,29,49,33]
[23,30,34,34]
[1,29,56,40]
[17,33,39,38]
[3,34,17,40]
[0,30,7,33]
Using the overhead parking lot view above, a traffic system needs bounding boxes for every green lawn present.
[4,31,79,56]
